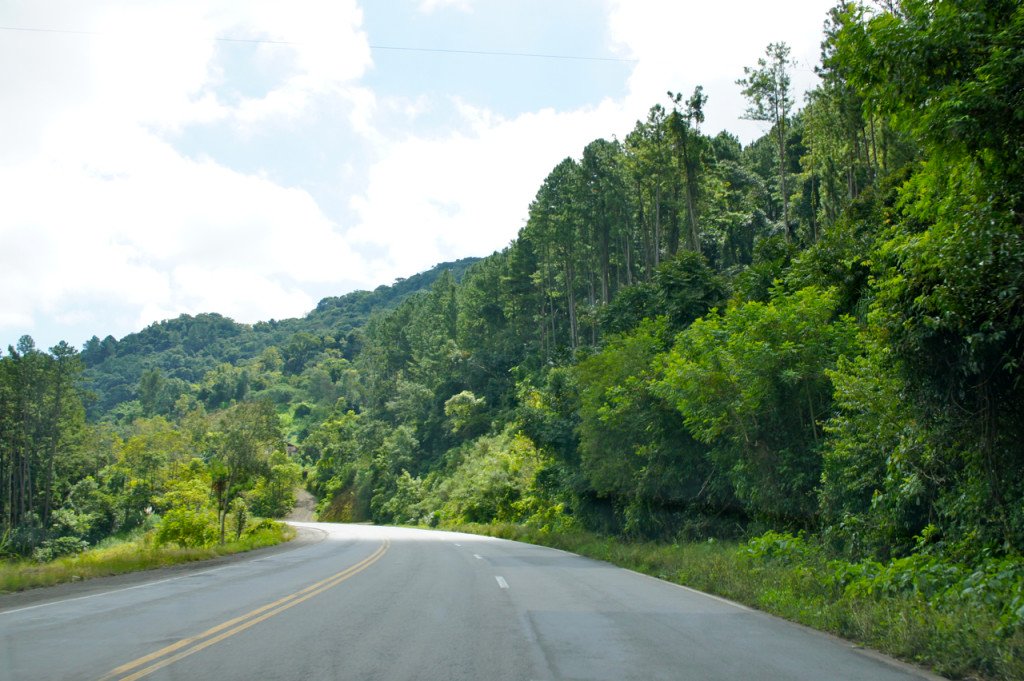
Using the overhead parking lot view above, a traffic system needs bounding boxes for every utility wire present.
[0,25,636,63]
[369,44,634,62]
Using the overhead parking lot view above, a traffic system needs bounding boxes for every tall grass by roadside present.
[0,522,294,594]
[453,523,1024,681]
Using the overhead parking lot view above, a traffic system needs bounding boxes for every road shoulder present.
[0,523,325,614]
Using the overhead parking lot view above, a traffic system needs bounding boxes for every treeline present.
[0,259,483,559]
[306,0,1024,564]
[79,258,479,416]
[0,337,300,559]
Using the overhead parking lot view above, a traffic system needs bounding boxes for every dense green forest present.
[0,259,477,558]
[2,0,1022,643]
[79,257,480,417]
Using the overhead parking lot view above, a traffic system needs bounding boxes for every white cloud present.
[0,133,367,334]
[218,0,373,129]
[0,0,372,346]
[348,97,634,281]
[345,1,838,281]
[418,0,474,14]
[607,0,835,141]
[1,0,840,349]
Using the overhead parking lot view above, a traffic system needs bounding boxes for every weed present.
[0,522,294,594]
[450,523,1024,680]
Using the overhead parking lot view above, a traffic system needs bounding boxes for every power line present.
[369,45,634,63]
[0,25,101,37]
[0,25,636,63]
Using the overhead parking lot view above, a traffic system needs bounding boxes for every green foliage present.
[658,288,858,524]
[229,497,249,541]
[0,339,94,556]
[601,252,727,336]
[158,458,212,512]
[1,521,294,593]
[576,318,720,537]
[377,471,429,525]
[107,417,189,531]
[738,42,795,238]
[305,409,377,522]
[154,507,218,548]
[820,1,1024,557]
[248,452,302,518]
[443,390,487,437]
[79,259,480,416]
[209,400,282,543]
[431,429,555,526]
[742,530,821,565]
[31,536,89,563]
[153,456,216,548]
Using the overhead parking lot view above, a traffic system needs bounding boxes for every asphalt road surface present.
[0,523,945,681]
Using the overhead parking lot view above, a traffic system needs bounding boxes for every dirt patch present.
[285,487,317,522]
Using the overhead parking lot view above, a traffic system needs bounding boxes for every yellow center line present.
[98,538,390,681]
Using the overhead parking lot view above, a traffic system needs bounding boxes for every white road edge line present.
[0,529,325,617]
[0,563,238,617]
[625,568,751,611]
[495,576,509,589]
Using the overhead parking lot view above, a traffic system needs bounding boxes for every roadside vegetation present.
[457,524,1024,681]
[0,520,293,594]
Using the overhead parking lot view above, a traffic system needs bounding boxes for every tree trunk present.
[42,359,67,526]
[680,131,701,253]
[564,261,578,349]
[777,119,790,242]
[654,186,662,265]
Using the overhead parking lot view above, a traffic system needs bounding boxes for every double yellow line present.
[99,539,390,681]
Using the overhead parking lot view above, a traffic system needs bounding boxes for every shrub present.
[229,497,249,540]
[32,536,89,562]
[154,508,217,548]
[742,530,823,566]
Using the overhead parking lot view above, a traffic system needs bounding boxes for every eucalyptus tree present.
[580,138,631,306]
[667,86,708,253]
[0,338,92,553]
[624,105,673,271]
[528,158,586,350]
[738,43,794,240]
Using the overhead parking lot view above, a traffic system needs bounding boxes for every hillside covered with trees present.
[2,2,1023,674]
[303,0,1024,561]
[0,258,477,558]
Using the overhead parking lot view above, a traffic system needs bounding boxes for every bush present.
[229,497,249,541]
[32,536,89,563]
[154,508,217,548]
[743,530,823,566]
[3,513,46,557]
[249,455,302,518]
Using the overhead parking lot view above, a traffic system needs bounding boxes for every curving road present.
[0,523,944,681]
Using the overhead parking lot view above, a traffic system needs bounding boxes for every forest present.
[2,0,1023,666]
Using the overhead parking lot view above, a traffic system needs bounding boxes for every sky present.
[0,0,837,351]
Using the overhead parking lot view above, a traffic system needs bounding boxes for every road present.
[0,522,944,681]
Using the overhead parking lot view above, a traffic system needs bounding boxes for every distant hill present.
[80,257,481,415]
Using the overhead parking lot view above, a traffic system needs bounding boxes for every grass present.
[452,523,1024,681]
[0,522,295,594]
